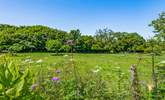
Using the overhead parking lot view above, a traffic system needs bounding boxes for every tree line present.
[0,12,164,53]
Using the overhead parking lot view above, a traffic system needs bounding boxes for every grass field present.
[8,53,164,81]
[0,53,164,99]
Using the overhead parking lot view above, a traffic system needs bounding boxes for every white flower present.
[36,59,43,63]
[23,58,34,64]
[92,69,100,73]
[64,54,68,57]
[24,58,32,63]
[92,65,102,73]
[147,84,154,92]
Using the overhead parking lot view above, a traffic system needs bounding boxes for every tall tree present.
[150,12,165,40]
[150,12,165,51]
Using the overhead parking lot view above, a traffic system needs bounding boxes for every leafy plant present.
[0,60,33,100]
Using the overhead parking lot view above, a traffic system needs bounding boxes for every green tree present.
[46,40,62,54]
[68,29,81,52]
[77,35,94,52]
[69,29,81,42]
[150,12,165,51]
[150,12,165,39]
[94,28,145,53]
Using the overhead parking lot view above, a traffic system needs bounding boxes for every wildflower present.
[130,65,136,81]
[92,69,100,73]
[55,69,61,74]
[92,65,101,73]
[36,59,43,63]
[52,77,60,82]
[64,54,68,57]
[23,58,34,64]
[147,84,154,92]
[24,58,32,63]
[130,64,141,99]
[31,84,39,90]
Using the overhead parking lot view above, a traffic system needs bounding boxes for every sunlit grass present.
[8,53,164,82]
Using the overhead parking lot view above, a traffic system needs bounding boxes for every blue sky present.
[0,0,165,38]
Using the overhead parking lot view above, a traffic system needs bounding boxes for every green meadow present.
[9,53,164,81]
[0,52,164,99]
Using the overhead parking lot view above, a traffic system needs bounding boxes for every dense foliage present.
[0,24,67,53]
[150,12,165,51]
[0,24,147,53]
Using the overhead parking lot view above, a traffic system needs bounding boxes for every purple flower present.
[52,77,60,82]
[31,84,38,90]
[55,69,61,74]
[130,65,136,81]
